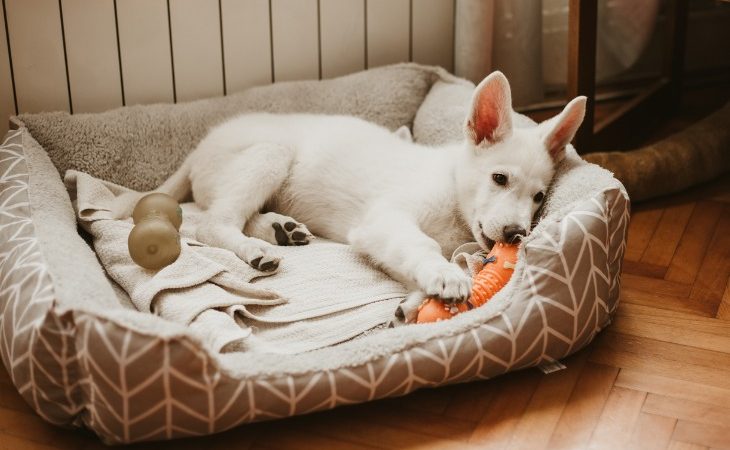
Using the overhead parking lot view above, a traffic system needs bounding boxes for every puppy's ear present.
[542,96,586,163]
[465,71,513,146]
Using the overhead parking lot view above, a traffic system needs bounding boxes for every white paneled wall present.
[5,0,69,114]
[221,0,272,93]
[366,0,410,68]
[320,0,365,79]
[0,3,14,130]
[61,0,123,113]
[0,0,456,135]
[271,0,320,81]
[169,0,224,101]
[116,0,175,105]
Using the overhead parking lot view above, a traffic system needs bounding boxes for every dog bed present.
[0,64,629,444]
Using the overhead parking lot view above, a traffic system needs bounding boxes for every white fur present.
[112,72,586,301]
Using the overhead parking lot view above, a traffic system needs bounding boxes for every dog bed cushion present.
[0,63,629,444]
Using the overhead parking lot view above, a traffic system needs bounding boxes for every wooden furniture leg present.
[567,0,597,152]
[567,0,690,153]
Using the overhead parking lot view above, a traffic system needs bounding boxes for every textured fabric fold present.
[64,170,406,354]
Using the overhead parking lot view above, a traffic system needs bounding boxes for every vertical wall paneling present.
[116,0,174,105]
[61,0,123,113]
[365,0,410,68]
[0,0,457,128]
[220,0,271,93]
[319,0,365,79]
[270,0,319,82]
[5,0,69,113]
[0,1,15,136]
[169,0,223,102]
[412,0,454,71]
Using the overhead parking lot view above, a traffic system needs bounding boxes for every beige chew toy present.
[128,193,182,270]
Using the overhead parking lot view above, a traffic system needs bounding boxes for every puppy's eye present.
[533,192,544,203]
[492,173,508,186]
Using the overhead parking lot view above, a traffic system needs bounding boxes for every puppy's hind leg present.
[245,212,314,246]
[196,143,294,272]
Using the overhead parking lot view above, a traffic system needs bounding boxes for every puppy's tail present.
[110,160,192,219]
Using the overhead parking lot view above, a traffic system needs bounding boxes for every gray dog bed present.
[0,64,628,444]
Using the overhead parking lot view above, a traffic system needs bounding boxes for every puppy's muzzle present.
[502,225,526,244]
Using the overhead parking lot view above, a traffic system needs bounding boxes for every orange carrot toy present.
[416,242,518,323]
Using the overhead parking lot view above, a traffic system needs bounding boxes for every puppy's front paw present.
[238,239,282,272]
[415,263,472,303]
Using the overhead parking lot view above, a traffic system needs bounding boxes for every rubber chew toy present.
[416,242,518,323]
[128,193,182,270]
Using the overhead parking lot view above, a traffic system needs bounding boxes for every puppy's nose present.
[503,225,526,243]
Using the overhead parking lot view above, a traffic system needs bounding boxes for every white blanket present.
[64,170,406,354]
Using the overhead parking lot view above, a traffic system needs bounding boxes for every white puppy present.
[113,71,586,303]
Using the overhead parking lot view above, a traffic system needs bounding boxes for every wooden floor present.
[3,91,730,449]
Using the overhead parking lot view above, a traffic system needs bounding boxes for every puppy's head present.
[458,71,586,248]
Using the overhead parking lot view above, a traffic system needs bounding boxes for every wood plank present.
[626,412,676,450]
[716,277,730,320]
[641,202,695,267]
[411,0,454,72]
[319,0,365,79]
[5,0,69,113]
[665,201,724,284]
[365,0,410,68]
[0,1,15,136]
[270,0,319,82]
[621,273,692,299]
[169,0,223,102]
[295,408,482,450]
[611,306,730,354]
[220,0,271,93]
[443,379,497,422]
[643,393,730,429]
[667,442,709,450]
[589,332,730,390]
[624,209,663,262]
[468,369,542,448]
[586,386,646,450]
[350,399,476,442]
[0,407,79,447]
[615,369,730,410]
[547,363,619,450]
[254,425,379,450]
[116,0,174,105]
[0,431,66,450]
[506,351,588,450]
[620,287,716,318]
[617,303,730,336]
[672,421,730,450]
[621,260,667,279]
[594,332,730,373]
[60,0,122,113]
[690,205,730,305]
